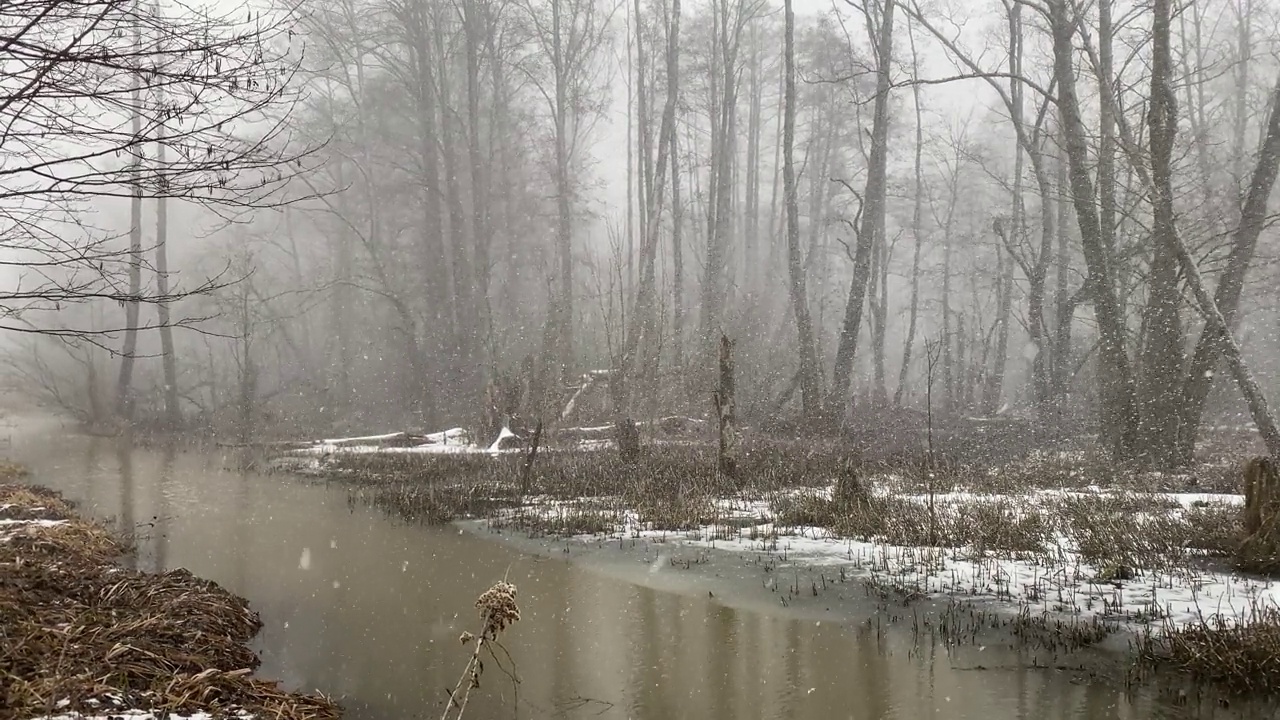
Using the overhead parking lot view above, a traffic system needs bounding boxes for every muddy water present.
[4,421,1260,720]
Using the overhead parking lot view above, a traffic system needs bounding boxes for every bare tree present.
[522,0,618,388]
[0,0,314,343]
[829,0,894,419]
[783,0,821,420]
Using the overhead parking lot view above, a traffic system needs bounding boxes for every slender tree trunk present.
[670,67,685,384]
[985,247,1014,415]
[744,24,762,293]
[783,0,821,420]
[616,0,680,426]
[411,6,448,421]
[552,0,575,387]
[626,9,635,301]
[894,23,925,408]
[438,47,478,390]
[698,0,740,384]
[463,0,493,363]
[115,24,144,422]
[828,0,894,418]
[155,122,178,428]
[871,226,889,407]
[1052,144,1076,420]
[941,176,957,410]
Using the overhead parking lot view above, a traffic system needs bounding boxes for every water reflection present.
[6,425,1267,720]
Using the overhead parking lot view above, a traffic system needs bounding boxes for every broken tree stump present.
[712,334,738,479]
[519,419,544,497]
[615,417,640,461]
[1239,456,1280,573]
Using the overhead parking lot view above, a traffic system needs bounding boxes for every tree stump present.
[615,418,640,461]
[712,334,738,479]
[1239,456,1280,572]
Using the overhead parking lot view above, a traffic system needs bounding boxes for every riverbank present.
[306,435,1280,701]
[0,464,342,720]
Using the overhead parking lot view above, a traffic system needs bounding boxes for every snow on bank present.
[498,487,1277,632]
[31,708,252,720]
[1,517,68,541]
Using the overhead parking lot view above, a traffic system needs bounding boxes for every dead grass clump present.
[952,499,1050,556]
[505,506,618,536]
[771,493,843,528]
[773,493,959,548]
[1137,605,1280,696]
[1057,494,1190,572]
[0,482,341,720]
[0,483,73,521]
[1180,504,1243,556]
[983,448,1113,493]
[0,461,30,483]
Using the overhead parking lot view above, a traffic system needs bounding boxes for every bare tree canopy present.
[1,0,316,337]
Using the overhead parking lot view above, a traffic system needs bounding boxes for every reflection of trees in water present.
[80,435,102,509]
[115,440,136,571]
[154,443,176,572]
[636,590,673,718]
[709,604,736,720]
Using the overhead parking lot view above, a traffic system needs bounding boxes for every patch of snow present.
[500,486,1268,633]
[31,712,253,720]
[488,426,517,453]
[320,431,407,445]
[0,518,68,528]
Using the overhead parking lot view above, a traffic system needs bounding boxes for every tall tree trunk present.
[783,0,821,420]
[985,247,1014,415]
[626,9,635,301]
[552,0,575,387]
[616,0,680,423]
[1138,0,1185,468]
[463,0,493,364]
[155,120,178,428]
[828,0,894,418]
[1176,75,1280,463]
[983,1,1024,416]
[670,64,685,385]
[1052,143,1076,420]
[438,41,478,398]
[894,21,925,408]
[1048,0,1138,458]
[410,4,448,421]
[115,24,144,422]
[744,23,762,294]
[698,0,740,385]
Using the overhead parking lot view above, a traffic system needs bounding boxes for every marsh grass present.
[302,438,1280,698]
[1137,603,1280,697]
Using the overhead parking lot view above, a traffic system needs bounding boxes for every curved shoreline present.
[0,475,342,720]
[457,516,1279,713]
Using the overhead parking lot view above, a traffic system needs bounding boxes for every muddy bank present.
[0,471,341,720]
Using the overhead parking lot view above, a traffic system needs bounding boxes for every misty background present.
[4,0,1280,470]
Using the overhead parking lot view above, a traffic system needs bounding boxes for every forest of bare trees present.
[7,0,1280,471]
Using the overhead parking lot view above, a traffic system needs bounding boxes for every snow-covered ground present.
[492,486,1278,633]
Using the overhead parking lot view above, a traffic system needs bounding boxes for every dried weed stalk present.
[441,581,522,720]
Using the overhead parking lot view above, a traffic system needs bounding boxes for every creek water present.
[3,417,1263,720]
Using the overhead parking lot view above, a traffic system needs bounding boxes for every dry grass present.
[0,479,341,720]
[1137,604,1280,697]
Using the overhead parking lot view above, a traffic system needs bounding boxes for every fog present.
[4,0,1280,470]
